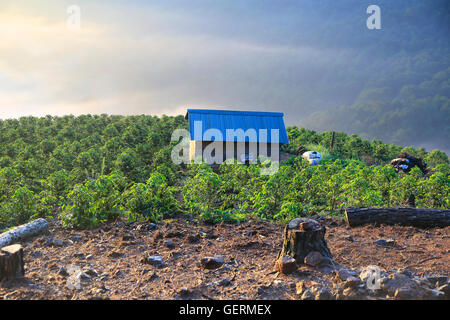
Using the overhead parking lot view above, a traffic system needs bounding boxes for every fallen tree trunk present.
[0,244,24,280]
[345,207,450,228]
[0,218,49,249]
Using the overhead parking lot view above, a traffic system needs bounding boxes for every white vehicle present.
[302,151,322,165]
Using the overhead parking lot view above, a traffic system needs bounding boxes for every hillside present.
[0,113,449,302]
[293,0,450,152]
[0,114,448,230]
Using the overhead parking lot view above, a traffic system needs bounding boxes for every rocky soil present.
[0,215,449,300]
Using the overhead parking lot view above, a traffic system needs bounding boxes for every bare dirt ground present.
[0,215,448,300]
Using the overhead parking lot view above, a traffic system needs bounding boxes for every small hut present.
[185,109,289,164]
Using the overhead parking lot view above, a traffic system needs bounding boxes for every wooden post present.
[0,244,25,280]
[276,218,334,271]
[330,131,335,151]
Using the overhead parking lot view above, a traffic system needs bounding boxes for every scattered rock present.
[66,265,81,275]
[380,273,412,295]
[57,266,69,277]
[65,265,90,290]
[394,287,444,300]
[200,255,225,270]
[300,289,315,300]
[217,278,231,287]
[144,255,165,268]
[71,235,83,242]
[52,239,64,247]
[344,276,361,289]
[304,251,323,267]
[385,239,396,246]
[341,287,363,299]
[178,287,190,296]
[437,283,450,298]
[94,286,107,294]
[373,239,396,247]
[399,269,414,278]
[296,280,320,296]
[165,240,175,249]
[378,272,436,298]
[318,266,335,274]
[373,239,387,246]
[256,285,270,295]
[275,255,297,274]
[335,268,359,282]
[314,288,334,300]
[429,289,445,300]
[425,275,448,287]
[136,223,156,232]
[394,287,422,300]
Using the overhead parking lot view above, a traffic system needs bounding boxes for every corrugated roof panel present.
[186,109,289,143]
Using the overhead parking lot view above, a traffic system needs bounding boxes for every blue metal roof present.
[186,109,289,143]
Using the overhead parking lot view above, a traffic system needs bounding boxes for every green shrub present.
[122,172,179,222]
[60,174,123,229]
[0,187,50,226]
[60,184,95,229]
[183,164,246,223]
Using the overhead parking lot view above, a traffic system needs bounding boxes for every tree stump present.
[0,244,25,281]
[276,218,334,273]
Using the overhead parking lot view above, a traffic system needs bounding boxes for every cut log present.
[345,207,450,228]
[0,244,25,280]
[0,218,49,249]
[276,218,334,273]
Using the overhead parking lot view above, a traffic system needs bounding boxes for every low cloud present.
[0,1,352,123]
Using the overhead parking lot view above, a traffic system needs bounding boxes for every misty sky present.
[0,0,376,124]
[0,0,446,132]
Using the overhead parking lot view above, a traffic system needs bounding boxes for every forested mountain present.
[293,0,449,152]
[303,67,450,152]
